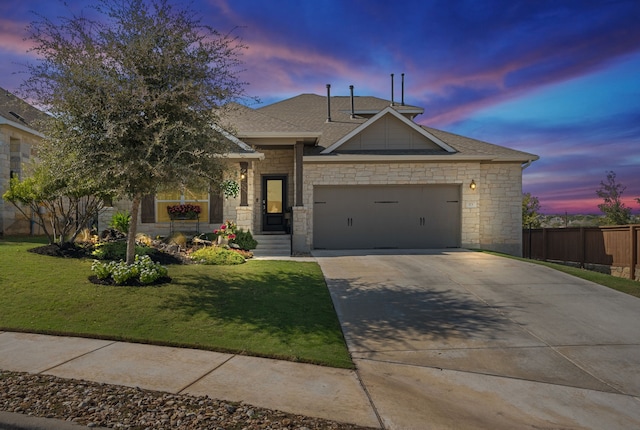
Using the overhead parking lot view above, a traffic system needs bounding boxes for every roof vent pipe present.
[390,73,395,106]
[401,73,405,106]
[326,84,331,122]
[349,85,355,119]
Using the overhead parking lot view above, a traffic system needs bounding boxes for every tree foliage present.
[596,171,632,225]
[522,192,542,228]
[2,165,110,245]
[23,0,248,263]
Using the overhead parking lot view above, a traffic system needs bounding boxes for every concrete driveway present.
[313,249,640,430]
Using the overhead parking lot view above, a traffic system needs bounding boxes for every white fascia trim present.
[338,108,424,115]
[222,151,265,160]
[0,118,45,138]
[212,124,255,152]
[320,107,456,154]
[237,131,320,139]
[304,154,535,163]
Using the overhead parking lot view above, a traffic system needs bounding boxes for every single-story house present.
[133,87,539,256]
[1,86,539,256]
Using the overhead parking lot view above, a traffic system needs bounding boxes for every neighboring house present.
[134,88,538,256]
[1,86,539,256]
[0,87,47,235]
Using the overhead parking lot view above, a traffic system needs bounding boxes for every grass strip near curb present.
[0,237,353,369]
[481,250,640,298]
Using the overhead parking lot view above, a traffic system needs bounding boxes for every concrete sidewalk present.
[0,331,381,428]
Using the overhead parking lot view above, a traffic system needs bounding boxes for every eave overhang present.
[0,117,45,138]
[304,154,539,163]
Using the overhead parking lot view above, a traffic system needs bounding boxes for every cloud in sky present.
[1,0,639,214]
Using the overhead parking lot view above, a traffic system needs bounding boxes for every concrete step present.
[252,234,291,257]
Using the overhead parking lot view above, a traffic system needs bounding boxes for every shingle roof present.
[256,94,424,149]
[221,102,306,135]
[231,93,539,162]
[0,87,49,133]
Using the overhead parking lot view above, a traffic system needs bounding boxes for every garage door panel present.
[313,185,460,249]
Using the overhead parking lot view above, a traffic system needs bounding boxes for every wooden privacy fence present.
[522,225,640,281]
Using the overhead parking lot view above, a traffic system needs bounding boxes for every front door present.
[262,176,287,232]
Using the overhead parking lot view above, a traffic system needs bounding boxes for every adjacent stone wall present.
[0,129,8,234]
[0,124,41,235]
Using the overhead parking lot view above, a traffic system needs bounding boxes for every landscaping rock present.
[0,371,373,430]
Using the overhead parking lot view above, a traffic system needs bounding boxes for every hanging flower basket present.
[167,204,201,220]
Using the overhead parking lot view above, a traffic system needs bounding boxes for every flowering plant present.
[167,204,201,218]
[214,220,237,240]
[221,179,240,199]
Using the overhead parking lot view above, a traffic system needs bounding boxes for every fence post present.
[542,228,548,261]
[631,225,637,281]
[579,227,585,269]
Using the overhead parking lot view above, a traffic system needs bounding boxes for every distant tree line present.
[523,171,639,228]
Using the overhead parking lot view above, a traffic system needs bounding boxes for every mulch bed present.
[28,243,184,265]
[87,274,172,287]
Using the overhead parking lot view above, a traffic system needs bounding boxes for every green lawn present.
[0,237,352,369]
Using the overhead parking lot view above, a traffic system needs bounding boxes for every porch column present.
[239,162,248,206]
[294,142,303,207]
[235,161,254,233]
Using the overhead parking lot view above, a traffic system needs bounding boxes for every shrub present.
[136,232,154,247]
[91,255,168,285]
[74,228,98,244]
[164,231,188,248]
[109,211,131,234]
[191,246,246,265]
[231,228,258,250]
[92,241,155,260]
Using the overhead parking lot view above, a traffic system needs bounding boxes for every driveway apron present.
[314,249,640,430]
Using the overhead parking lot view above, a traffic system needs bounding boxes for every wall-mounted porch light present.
[470,179,477,190]
[240,167,247,180]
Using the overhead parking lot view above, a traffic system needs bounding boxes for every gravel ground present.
[0,371,376,430]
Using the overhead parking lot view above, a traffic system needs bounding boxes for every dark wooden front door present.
[262,176,287,232]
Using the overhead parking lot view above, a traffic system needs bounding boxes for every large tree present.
[23,0,246,263]
[522,192,542,228]
[596,171,632,225]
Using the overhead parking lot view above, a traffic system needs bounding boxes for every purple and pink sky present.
[1,0,639,214]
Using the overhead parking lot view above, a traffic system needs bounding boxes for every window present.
[156,189,209,222]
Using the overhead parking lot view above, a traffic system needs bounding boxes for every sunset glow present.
[1,0,638,214]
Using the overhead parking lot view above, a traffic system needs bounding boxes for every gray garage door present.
[313,185,461,249]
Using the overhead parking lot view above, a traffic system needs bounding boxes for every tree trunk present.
[126,194,141,265]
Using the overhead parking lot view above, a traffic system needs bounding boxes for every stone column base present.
[235,206,254,232]
[292,206,310,254]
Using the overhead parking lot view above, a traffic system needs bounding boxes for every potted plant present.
[214,220,237,245]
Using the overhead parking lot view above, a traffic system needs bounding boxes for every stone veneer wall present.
[302,161,485,251]
[479,163,523,256]
[0,127,8,234]
[0,125,41,235]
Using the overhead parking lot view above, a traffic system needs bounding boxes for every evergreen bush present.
[191,246,245,265]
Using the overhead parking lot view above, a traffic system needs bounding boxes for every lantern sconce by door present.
[470,179,477,191]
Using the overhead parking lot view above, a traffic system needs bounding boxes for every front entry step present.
[252,234,291,257]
